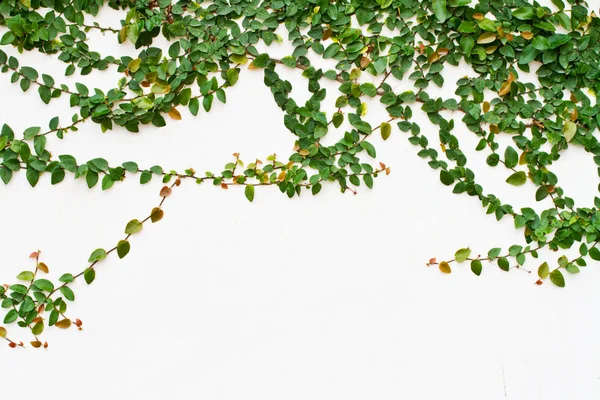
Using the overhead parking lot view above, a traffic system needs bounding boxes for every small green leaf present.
[538,262,549,279]
[16,271,35,281]
[245,185,255,202]
[512,6,534,20]
[32,321,44,335]
[380,122,391,140]
[125,219,143,234]
[498,257,510,271]
[460,36,474,57]
[4,309,18,324]
[432,0,451,22]
[589,247,600,261]
[455,248,471,263]
[83,268,96,285]
[563,121,577,142]
[122,161,138,173]
[519,45,538,64]
[504,146,518,168]
[332,112,343,129]
[34,279,54,292]
[127,58,141,72]
[226,69,239,86]
[362,174,372,189]
[506,171,527,186]
[488,248,501,259]
[59,273,74,283]
[360,141,376,158]
[314,125,328,139]
[470,260,482,276]
[60,286,75,301]
[88,248,107,263]
[440,170,454,186]
[535,186,549,201]
[23,126,41,139]
[565,264,580,274]
[549,269,565,287]
[117,240,130,259]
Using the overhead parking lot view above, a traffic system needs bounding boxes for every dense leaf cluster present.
[1,0,599,347]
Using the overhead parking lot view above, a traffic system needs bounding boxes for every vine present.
[1,0,599,348]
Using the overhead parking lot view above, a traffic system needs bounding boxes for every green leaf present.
[332,112,344,128]
[565,264,580,274]
[563,121,577,142]
[86,171,99,188]
[519,45,538,64]
[88,248,107,263]
[32,321,44,335]
[449,0,471,6]
[34,279,54,292]
[16,271,35,281]
[102,175,114,190]
[535,186,549,201]
[314,125,328,139]
[504,146,518,168]
[506,171,527,186]
[20,66,38,81]
[250,54,270,68]
[547,34,571,49]
[470,259,482,276]
[226,69,239,86]
[26,168,39,187]
[4,309,18,324]
[0,32,15,45]
[432,0,451,22]
[117,240,130,259]
[589,247,600,261]
[245,185,255,202]
[84,268,96,285]
[549,269,565,287]
[488,248,501,259]
[538,262,549,279]
[189,98,199,116]
[122,161,138,173]
[512,6,534,20]
[532,36,550,51]
[460,36,474,57]
[440,170,454,186]
[23,126,40,140]
[359,83,377,97]
[380,122,391,140]
[60,286,75,301]
[125,219,143,234]
[312,182,322,195]
[127,58,141,72]
[203,94,213,112]
[360,141,376,158]
[477,18,496,31]
[498,257,510,271]
[455,248,471,263]
[140,170,152,184]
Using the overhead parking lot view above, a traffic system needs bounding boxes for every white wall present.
[1,2,599,399]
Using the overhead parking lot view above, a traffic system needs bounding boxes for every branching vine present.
[1,0,599,348]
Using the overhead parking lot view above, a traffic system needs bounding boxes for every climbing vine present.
[1,0,599,348]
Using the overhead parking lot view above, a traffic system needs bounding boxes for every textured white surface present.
[1,3,600,399]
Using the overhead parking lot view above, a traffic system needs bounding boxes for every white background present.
[1,2,600,399]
